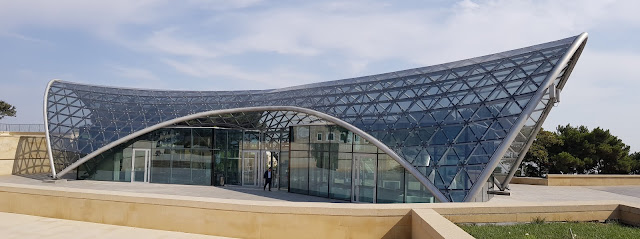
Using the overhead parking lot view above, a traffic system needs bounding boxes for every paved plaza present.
[0,212,230,239]
[0,174,638,204]
[488,183,640,204]
[0,174,339,203]
[0,174,639,238]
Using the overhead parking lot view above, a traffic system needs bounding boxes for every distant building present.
[44,33,588,203]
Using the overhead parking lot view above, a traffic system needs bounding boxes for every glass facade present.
[78,127,269,187]
[77,124,438,203]
[77,128,250,185]
[287,125,436,203]
[78,128,214,185]
[47,34,588,202]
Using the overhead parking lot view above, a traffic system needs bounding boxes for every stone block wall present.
[0,132,50,175]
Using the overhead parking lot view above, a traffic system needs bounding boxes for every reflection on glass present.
[122,148,132,182]
[191,149,211,185]
[289,150,309,194]
[330,152,351,201]
[353,154,376,203]
[151,148,171,184]
[213,129,227,186]
[133,150,148,182]
[279,151,289,190]
[171,149,191,184]
[80,121,450,203]
[243,131,260,150]
[291,126,310,150]
[405,169,436,203]
[78,148,118,181]
[242,151,257,186]
[377,154,405,203]
[309,150,329,197]
[354,135,377,154]
[192,128,212,149]
[226,129,243,185]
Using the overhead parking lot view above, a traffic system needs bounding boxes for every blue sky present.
[0,0,639,152]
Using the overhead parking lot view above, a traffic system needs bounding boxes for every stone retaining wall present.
[0,182,638,238]
[511,174,640,186]
[0,132,50,176]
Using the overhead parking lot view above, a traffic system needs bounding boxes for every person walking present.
[263,168,272,191]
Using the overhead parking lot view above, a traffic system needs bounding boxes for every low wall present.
[511,174,640,186]
[547,174,640,186]
[412,209,473,239]
[0,132,50,176]
[510,177,548,185]
[619,203,640,227]
[0,182,638,238]
[0,183,412,239]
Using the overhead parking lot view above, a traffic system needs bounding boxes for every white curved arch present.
[499,34,589,190]
[463,32,589,202]
[43,79,60,178]
[51,106,449,202]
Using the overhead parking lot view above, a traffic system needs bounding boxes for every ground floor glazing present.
[78,125,436,203]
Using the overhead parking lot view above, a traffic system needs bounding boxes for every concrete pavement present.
[0,212,231,239]
[0,174,339,203]
[489,183,640,204]
[2,174,638,204]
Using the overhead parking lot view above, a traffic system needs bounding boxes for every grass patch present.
[459,221,640,239]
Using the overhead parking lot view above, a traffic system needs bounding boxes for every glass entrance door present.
[352,154,376,203]
[265,151,278,188]
[132,149,150,182]
[242,151,258,186]
[242,150,278,188]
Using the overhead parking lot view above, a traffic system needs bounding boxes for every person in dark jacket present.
[263,167,273,191]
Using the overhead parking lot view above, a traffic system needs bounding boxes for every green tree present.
[589,127,633,174]
[522,129,562,177]
[553,125,632,174]
[552,125,594,174]
[521,124,635,176]
[0,100,16,120]
[631,152,640,174]
[550,151,585,174]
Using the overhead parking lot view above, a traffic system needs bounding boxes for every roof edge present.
[51,34,582,94]
[463,32,589,202]
[43,79,61,178]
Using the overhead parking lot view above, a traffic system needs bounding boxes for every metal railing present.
[0,123,46,132]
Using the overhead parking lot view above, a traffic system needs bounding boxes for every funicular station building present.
[44,33,587,203]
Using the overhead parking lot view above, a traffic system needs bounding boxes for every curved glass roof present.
[45,34,587,202]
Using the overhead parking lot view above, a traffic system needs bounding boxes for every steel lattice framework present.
[44,33,587,202]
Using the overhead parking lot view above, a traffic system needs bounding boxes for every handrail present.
[0,123,46,132]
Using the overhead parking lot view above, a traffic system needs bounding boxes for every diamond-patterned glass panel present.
[46,35,585,201]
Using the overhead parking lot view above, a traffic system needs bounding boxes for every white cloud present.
[0,0,162,30]
[182,0,640,69]
[0,0,261,48]
[0,31,52,45]
[184,0,264,11]
[112,65,158,82]
[161,58,319,89]
[2,0,639,64]
[6,0,637,83]
[165,0,579,71]
[543,48,640,152]
[146,28,220,58]
[457,0,480,10]
[2,0,640,150]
